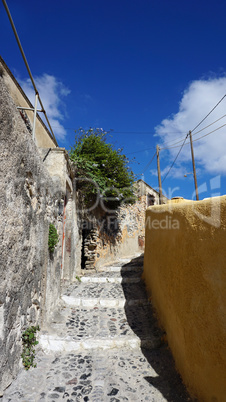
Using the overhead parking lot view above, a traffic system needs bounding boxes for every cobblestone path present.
[2,255,192,402]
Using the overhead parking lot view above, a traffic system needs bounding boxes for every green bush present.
[69,128,135,210]
[21,325,40,370]
[48,223,59,252]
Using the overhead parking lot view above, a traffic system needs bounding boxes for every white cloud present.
[155,76,226,175]
[19,74,70,141]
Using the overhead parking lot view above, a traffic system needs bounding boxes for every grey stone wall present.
[0,74,75,394]
[80,196,147,270]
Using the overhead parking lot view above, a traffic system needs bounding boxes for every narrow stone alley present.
[2,255,192,402]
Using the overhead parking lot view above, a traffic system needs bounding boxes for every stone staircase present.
[2,254,192,402]
[39,255,162,354]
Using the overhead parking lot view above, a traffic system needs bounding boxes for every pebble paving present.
[2,254,193,402]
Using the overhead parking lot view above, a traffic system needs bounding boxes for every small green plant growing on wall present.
[21,325,40,370]
[48,223,59,252]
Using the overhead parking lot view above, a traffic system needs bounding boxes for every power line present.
[160,136,190,150]
[110,130,186,135]
[114,118,226,156]
[193,123,226,143]
[51,125,188,138]
[192,114,226,136]
[51,93,226,157]
[49,123,188,137]
[51,124,191,149]
[155,103,226,187]
[121,95,226,151]
[127,146,155,155]
[191,94,226,133]
[152,97,226,152]
[162,133,189,183]
[161,122,226,151]
[138,152,157,175]
[116,111,226,154]
[116,107,226,152]
[159,114,226,151]
[161,141,190,151]
[52,108,226,156]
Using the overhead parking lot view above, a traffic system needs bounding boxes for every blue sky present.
[1,0,226,200]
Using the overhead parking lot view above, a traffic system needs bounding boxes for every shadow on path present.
[121,254,196,402]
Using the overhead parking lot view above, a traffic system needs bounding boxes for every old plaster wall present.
[135,179,168,204]
[143,197,226,402]
[0,56,57,148]
[39,148,81,282]
[0,72,78,394]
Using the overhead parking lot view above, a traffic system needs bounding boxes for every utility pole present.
[189,131,199,200]
[156,145,163,205]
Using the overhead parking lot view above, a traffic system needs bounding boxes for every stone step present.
[62,295,149,307]
[40,303,163,353]
[39,334,161,353]
[63,281,148,302]
[48,305,161,341]
[79,276,141,284]
[97,265,143,272]
[82,267,143,276]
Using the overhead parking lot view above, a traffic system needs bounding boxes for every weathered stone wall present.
[39,149,81,282]
[143,197,226,402]
[81,196,147,269]
[135,179,168,205]
[0,73,79,394]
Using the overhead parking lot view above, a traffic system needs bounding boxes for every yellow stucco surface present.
[143,196,226,402]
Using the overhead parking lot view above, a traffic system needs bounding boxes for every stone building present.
[135,178,168,206]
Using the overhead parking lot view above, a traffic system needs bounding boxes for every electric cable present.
[138,152,157,175]
[161,133,189,183]
[53,111,226,156]
[160,141,190,151]
[161,122,226,151]
[159,114,226,150]
[191,94,226,133]
[127,146,156,155]
[193,123,226,143]
[159,136,189,150]
[192,114,226,135]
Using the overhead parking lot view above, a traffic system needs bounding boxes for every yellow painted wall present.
[143,196,226,402]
